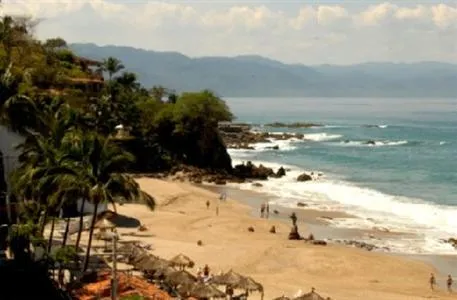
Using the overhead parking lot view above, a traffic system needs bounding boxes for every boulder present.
[252,182,263,187]
[248,226,255,232]
[288,225,301,240]
[269,226,276,234]
[267,145,279,150]
[276,167,286,177]
[297,173,312,182]
[297,202,307,207]
[233,161,275,180]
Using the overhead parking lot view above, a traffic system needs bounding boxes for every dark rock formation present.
[288,225,301,240]
[264,122,322,128]
[297,173,312,182]
[297,202,307,207]
[248,226,255,232]
[232,161,274,180]
[276,167,286,178]
[269,226,276,234]
[252,182,263,187]
[443,238,457,249]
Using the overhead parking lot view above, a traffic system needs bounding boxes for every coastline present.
[203,183,457,275]
[104,177,457,299]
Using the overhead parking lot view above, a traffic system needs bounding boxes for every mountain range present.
[70,43,457,97]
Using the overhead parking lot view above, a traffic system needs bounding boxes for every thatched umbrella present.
[166,270,197,287]
[146,266,175,280]
[273,297,291,300]
[237,276,263,292]
[212,269,246,287]
[170,253,195,269]
[188,283,226,299]
[293,288,327,300]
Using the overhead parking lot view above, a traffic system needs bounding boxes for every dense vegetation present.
[0,14,234,292]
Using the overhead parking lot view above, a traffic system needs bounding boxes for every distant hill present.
[70,43,457,97]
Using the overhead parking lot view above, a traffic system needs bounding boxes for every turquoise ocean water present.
[224,97,457,254]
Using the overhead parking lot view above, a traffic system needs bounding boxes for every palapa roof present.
[165,270,196,286]
[188,283,226,299]
[293,291,328,300]
[170,253,194,268]
[212,269,246,287]
[237,276,263,292]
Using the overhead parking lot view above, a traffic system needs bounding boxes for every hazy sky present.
[2,0,457,64]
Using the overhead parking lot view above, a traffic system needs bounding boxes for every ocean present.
[224,97,457,255]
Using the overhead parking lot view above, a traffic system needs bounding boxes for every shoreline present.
[201,182,457,277]
[125,177,457,299]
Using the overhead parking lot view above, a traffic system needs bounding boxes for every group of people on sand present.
[260,202,270,218]
[430,273,453,292]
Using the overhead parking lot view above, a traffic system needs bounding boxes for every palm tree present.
[101,57,124,81]
[63,132,143,272]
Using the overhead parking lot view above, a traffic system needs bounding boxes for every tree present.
[43,37,67,50]
[101,57,124,81]
[64,132,142,272]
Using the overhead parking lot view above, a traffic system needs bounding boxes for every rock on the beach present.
[248,226,255,232]
[276,166,286,178]
[269,226,276,234]
[233,161,275,180]
[297,173,312,182]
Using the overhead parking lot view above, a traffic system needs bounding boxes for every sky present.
[2,0,457,65]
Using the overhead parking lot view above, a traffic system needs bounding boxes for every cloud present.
[0,1,456,64]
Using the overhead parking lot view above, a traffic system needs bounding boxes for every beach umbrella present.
[145,266,175,280]
[188,283,226,299]
[273,297,291,300]
[170,253,195,269]
[237,276,263,292]
[166,270,197,286]
[293,289,327,300]
[212,269,246,287]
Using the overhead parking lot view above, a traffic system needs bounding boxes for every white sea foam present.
[339,140,408,147]
[228,155,457,255]
[303,132,342,142]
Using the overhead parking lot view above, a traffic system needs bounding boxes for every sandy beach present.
[84,177,456,300]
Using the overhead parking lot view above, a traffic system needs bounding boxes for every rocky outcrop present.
[264,122,322,128]
[232,161,275,180]
[442,238,457,249]
[219,123,304,149]
[297,173,312,182]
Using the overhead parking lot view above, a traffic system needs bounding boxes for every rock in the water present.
[273,210,279,215]
[297,202,307,207]
[276,166,286,177]
[252,182,263,187]
[297,173,312,182]
[443,238,457,249]
[311,240,327,246]
[267,145,279,150]
[233,161,275,180]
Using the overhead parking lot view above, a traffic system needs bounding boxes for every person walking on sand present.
[266,202,270,219]
[290,212,297,226]
[430,273,436,291]
[216,204,219,216]
[447,274,453,292]
[260,203,265,218]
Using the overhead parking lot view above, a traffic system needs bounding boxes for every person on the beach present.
[430,273,436,291]
[447,274,453,292]
[260,203,266,218]
[290,212,297,226]
[266,202,270,219]
[206,200,210,209]
[203,264,210,277]
[216,204,219,216]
